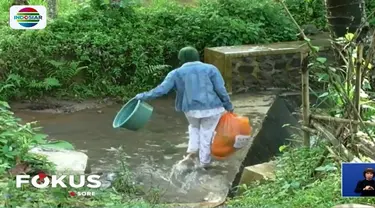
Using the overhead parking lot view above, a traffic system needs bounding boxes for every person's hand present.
[135,93,145,101]
[364,186,372,190]
[366,186,375,190]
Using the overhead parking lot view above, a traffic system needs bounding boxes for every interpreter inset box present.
[342,163,375,197]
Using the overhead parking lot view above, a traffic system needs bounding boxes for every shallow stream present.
[13,98,226,203]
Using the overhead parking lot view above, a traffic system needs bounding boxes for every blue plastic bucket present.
[112,98,153,131]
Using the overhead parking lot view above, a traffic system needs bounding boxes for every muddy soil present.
[11,97,116,114]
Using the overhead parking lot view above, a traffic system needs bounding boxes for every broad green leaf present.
[316,57,327,64]
[345,33,355,41]
[0,101,10,109]
[32,134,48,143]
[312,46,319,52]
[279,145,287,152]
[38,140,75,150]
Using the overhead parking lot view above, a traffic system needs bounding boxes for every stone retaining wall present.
[204,39,333,93]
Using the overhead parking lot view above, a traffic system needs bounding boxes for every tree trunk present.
[47,0,57,19]
[12,0,29,6]
[325,0,367,39]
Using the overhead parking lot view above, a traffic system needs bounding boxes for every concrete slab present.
[238,161,276,187]
[165,91,304,207]
[165,92,278,207]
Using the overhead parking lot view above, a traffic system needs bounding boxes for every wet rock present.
[28,147,88,174]
[332,204,375,208]
[238,161,276,187]
[203,192,222,203]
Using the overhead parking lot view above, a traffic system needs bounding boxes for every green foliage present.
[285,0,327,30]
[197,0,297,42]
[309,34,375,127]
[0,101,48,174]
[228,145,375,208]
[284,0,375,30]
[366,0,375,26]
[0,0,298,100]
[1,182,153,207]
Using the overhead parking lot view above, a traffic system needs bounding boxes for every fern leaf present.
[43,77,61,87]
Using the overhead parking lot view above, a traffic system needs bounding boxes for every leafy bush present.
[0,101,48,174]
[228,144,375,208]
[285,0,327,30]
[206,0,298,41]
[284,0,375,31]
[366,0,375,26]
[0,0,297,100]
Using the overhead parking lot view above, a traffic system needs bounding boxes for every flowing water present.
[13,97,228,203]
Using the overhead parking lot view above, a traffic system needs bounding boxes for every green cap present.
[178,46,200,65]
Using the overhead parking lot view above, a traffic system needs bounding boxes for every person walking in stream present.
[135,46,234,169]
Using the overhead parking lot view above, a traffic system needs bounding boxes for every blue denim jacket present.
[136,61,233,112]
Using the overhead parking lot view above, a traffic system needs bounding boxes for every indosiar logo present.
[9,5,47,29]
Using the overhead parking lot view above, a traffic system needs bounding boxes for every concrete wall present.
[204,39,333,93]
[229,96,302,196]
[231,52,302,92]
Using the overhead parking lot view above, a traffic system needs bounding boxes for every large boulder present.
[29,147,88,174]
[332,204,375,208]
